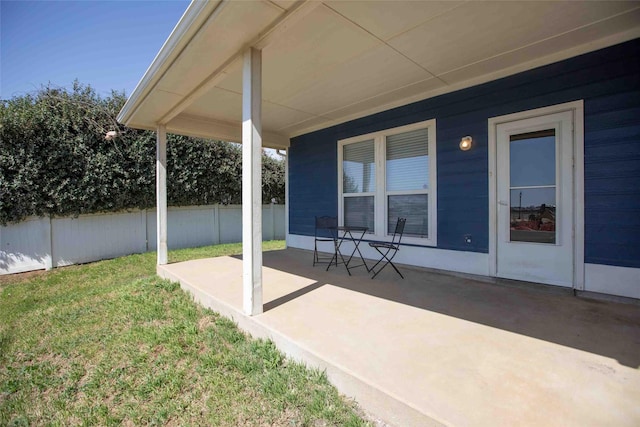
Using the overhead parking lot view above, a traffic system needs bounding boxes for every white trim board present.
[585,264,640,300]
[287,234,489,276]
[287,234,639,300]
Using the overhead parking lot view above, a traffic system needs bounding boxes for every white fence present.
[0,204,285,275]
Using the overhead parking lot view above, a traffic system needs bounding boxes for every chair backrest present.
[315,216,338,238]
[390,217,407,245]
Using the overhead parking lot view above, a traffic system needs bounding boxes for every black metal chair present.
[368,217,407,279]
[313,216,338,267]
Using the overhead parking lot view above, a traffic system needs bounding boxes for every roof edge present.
[117,0,222,125]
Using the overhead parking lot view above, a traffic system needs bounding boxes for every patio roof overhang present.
[118,0,640,316]
[117,0,640,148]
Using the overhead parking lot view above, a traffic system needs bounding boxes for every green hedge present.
[0,82,284,225]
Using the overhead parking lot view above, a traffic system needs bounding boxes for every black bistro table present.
[327,225,369,275]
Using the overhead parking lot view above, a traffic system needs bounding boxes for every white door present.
[496,111,574,286]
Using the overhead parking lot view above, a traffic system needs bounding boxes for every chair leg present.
[370,247,389,278]
[314,240,336,267]
[325,251,337,270]
[387,259,404,279]
[368,255,384,275]
[370,247,403,279]
[367,246,388,274]
[313,241,318,266]
[371,263,384,279]
[325,239,336,270]
[371,262,390,278]
[326,241,351,275]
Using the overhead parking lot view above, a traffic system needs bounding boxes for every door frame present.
[488,101,585,290]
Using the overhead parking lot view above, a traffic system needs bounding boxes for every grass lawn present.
[0,242,370,426]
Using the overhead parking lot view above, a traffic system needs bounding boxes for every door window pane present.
[509,129,557,244]
[510,188,556,244]
[344,196,374,230]
[388,195,428,237]
[510,130,555,187]
[343,140,375,193]
[386,128,429,191]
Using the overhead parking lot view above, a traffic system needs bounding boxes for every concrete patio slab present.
[158,248,640,427]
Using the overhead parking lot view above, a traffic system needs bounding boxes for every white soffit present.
[387,1,639,76]
[325,0,467,41]
[119,0,640,144]
[156,2,282,97]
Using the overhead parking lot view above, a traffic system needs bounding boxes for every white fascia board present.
[117,1,222,126]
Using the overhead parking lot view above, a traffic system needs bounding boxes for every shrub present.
[0,82,284,225]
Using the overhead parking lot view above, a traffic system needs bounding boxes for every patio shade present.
[117,0,640,146]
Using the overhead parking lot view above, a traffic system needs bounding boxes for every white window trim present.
[338,119,437,247]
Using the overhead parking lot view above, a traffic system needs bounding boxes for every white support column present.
[242,47,263,316]
[156,125,168,265]
[284,148,289,248]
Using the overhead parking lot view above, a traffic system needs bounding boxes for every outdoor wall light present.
[459,136,473,151]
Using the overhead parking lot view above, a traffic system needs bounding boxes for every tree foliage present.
[0,82,285,225]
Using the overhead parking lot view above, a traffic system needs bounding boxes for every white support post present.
[242,47,263,316]
[284,148,289,248]
[156,125,168,265]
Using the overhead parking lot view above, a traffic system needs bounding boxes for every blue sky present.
[1,0,190,100]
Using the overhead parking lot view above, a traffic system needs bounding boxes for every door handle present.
[498,200,508,206]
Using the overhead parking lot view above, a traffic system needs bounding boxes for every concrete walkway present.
[158,248,640,427]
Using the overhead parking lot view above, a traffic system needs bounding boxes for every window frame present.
[337,119,437,247]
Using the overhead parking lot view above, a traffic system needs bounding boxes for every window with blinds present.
[338,119,436,245]
[342,139,375,229]
[343,140,375,193]
[386,128,429,237]
[386,128,429,192]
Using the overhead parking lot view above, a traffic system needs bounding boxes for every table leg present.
[326,233,350,275]
[345,230,369,274]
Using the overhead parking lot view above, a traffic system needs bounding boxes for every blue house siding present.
[289,38,640,269]
[288,130,338,237]
[584,89,640,267]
